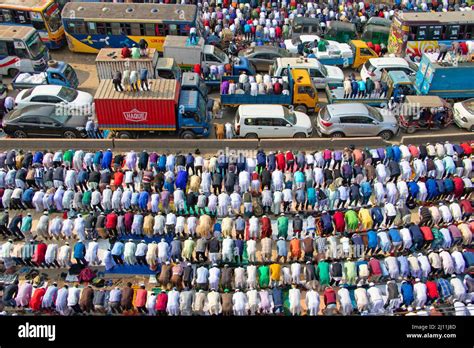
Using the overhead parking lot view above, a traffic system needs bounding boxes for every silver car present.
[316,103,399,140]
[238,46,295,72]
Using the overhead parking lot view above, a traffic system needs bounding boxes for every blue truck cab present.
[46,61,79,89]
[177,89,210,139]
[12,60,79,90]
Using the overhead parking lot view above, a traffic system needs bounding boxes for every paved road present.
[2,47,473,145]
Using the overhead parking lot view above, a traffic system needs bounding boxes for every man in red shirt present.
[333,210,345,233]
[121,45,131,59]
[426,277,439,304]
[323,286,337,315]
[32,241,47,267]
[155,290,168,316]
[452,175,464,199]
[420,226,434,248]
[285,151,295,172]
[276,151,285,171]
[113,170,124,189]
[261,215,272,238]
[460,199,472,221]
[29,285,46,312]
[368,257,382,283]
[106,211,118,237]
[460,142,472,156]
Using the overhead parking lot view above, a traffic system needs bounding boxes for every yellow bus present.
[61,2,201,54]
[0,0,64,49]
[388,11,474,59]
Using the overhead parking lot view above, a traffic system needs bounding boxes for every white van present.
[234,105,313,138]
[270,57,344,89]
[360,57,418,81]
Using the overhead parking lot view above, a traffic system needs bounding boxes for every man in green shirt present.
[131,45,140,59]
[316,259,330,286]
[258,264,270,288]
[343,258,357,285]
[277,213,289,239]
[82,190,92,208]
[63,149,74,167]
[345,208,359,232]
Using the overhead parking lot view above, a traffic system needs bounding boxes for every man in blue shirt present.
[138,190,149,212]
[111,240,124,265]
[272,285,284,314]
[409,224,424,251]
[73,241,87,266]
[367,230,378,255]
[22,188,34,209]
[185,153,195,175]
[101,149,113,170]
[436,277,452,301]
[388,228,402,251]
[371,206,384,230]
[400,280,414,307]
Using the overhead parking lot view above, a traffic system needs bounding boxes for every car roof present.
[326,103,370,117]
[29,85,63,97]
[368,57,409,68]
[8,105,56,120]
[239,105,285,118]
[299,35,321,42]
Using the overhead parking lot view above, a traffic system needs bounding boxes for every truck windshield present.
[26,32,46,59]
[58,87,78,102]
[283,108,296,124]
[213,47,227,63]
[63,65,76,84]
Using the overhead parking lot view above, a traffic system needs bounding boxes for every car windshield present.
[57,87,78,102]
[365,60,377,73]
[26,32,46,59]
[462,99,474,114]
[21,88,34,100]
[367,106,383,121]
[213,47,227,62]
[283,108,296,124]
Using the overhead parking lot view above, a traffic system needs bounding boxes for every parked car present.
[316,103,398,140]
[360,57,418,81]
[2,105,88,138]
[284,35,322,54]
[238,46,295,72]
[234,104,313,138]
[15,85,94,115]
[453,98,474,131]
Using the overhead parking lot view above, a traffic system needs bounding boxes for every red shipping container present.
[94,79,180,131]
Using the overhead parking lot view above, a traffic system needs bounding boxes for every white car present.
[15,85,94,115]
[360,57,418,82]
[284,35,321,54]
[453,98,474,131]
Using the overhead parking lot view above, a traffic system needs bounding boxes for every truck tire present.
[245,133,258,139]
[294,105,307,114]
[8,68,19,78]
[180,130,196,139]
[117,131,133,139]
[379,130,394,140]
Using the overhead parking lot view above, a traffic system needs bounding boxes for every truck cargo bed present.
[95,48,159,80]
[94,79,179,130]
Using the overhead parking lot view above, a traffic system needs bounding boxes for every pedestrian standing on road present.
[214,123,225,139]
[225,122,233,139]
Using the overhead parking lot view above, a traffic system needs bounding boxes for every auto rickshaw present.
[398,95,453,133]
[324,21,357,43]
[361,25,390,46]
[291,17,322,39]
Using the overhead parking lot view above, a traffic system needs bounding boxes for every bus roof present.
[395,11,474,24]
[0,0,51,10]
[0,25,35,39]
[61,2,197,22]
[94,78,178,100]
